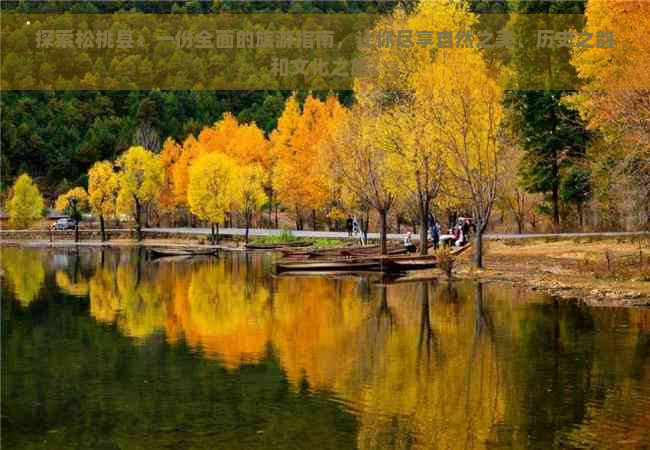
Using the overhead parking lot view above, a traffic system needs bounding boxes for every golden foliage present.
[170,115,271,207]
[115,146,163,217]
[235,164,268,221]
[1,247,45,306]
[87,161,118,219]
[6,174,44,228]
[272,94,346,218]
[571,0,650,151]
[187,151,239,224]
[55,186,89,214]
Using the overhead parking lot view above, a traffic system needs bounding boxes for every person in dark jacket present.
[462,219,471,244]
[346,215,353,237]
[430,221,440,250]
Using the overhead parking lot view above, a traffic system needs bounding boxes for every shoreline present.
[3,237,649,308]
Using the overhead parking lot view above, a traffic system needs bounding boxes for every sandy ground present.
[449,239,650,307]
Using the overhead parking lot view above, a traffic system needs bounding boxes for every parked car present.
[51,218,77,230]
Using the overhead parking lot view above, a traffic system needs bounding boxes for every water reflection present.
[2,247,649,449]
[1,246,46,306]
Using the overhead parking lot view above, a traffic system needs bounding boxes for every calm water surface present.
[2,246,649,449]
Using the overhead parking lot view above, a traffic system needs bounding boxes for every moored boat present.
[148,247,219,258]
[245,241,314,250]
[274,254,437,273]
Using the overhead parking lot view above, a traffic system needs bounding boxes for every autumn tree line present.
[3,0,649,267]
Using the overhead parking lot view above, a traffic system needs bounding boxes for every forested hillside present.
[2,0,648,232]
[1,0,395,190]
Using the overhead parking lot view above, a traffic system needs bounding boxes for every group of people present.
[404,214,474,253]
[344,213,473,253]
[345,215,360,237]
[449,218,473,247]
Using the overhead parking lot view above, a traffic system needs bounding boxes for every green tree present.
[7,174,44,229]
[507,0,590,227]
[561,167,590,228]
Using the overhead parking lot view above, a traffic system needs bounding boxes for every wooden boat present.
[281,243,407,259]
[148,247,218,258]
[275,254,437,273]
[275,260,381,272]
[380,255,437,270]
[245,241,313,250]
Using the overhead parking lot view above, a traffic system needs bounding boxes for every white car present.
[51,218,77,230]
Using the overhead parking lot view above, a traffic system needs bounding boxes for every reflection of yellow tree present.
[168,261,272,368]
[55,271,89,297]
[88,265,121,324]
[113,264,166,338]
[271,278,375,390]
[1,247,45,306]
[346,283,505,450]
[78,253,650,448]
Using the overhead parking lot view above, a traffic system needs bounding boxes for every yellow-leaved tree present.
[187,152,238,244]
[355,0,476,255]
[88,161,118,242]
[116,146,163,241]
[55,186,89,242]
[272,94,345,230]
[157,138,183,225]
[571,0,650,227]
[169,115,272,226]
[415,48,503,268]
[7,173,44,229]
[235,164,267,243]
[325,105,398,255]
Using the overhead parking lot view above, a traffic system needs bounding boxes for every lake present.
[2,246,649,449]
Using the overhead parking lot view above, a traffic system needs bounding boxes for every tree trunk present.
[312,209,317,231]
[211,222,216,245]
[474,219,484,269]
[134,200,143,241]
[295,207,302,230]
[100,215,107,242]
[419,203,429,256]
[216,223,220,243]
[552,167,560,226]
[274,203,278,229]
[74,222,80,243]
[379,209,387,255]
[245,214,250,243]
[362,210,369,245]
[516,218,523,234]
[268,189,273,227]
[578,203,584,229]
[396,216,401,234]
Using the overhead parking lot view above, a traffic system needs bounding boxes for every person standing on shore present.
[462,218,471,244]
[431,221,440,250]
[346,215,353,237]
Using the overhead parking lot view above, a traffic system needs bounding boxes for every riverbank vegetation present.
[2,0,648,267]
